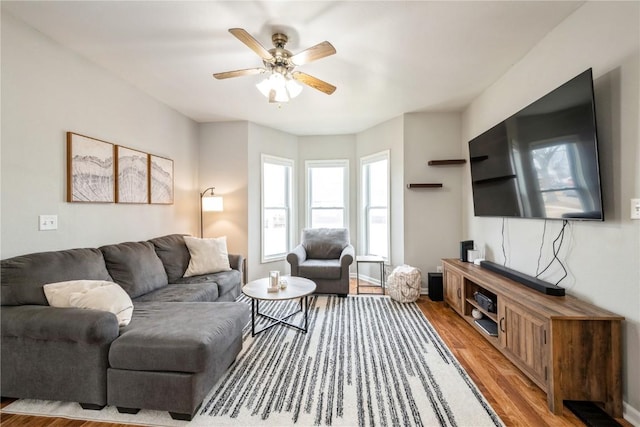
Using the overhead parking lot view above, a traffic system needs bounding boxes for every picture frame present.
[149,154,174,204]
[115,145,149,204]
[67,132,115,203]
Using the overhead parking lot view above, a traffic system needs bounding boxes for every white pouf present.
[387,265,421,303]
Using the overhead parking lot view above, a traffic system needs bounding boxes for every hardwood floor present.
[417,296,584,427]
[1,280,630,426]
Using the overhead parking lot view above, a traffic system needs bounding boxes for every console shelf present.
[442,258,623,418]
[465,297,498,322]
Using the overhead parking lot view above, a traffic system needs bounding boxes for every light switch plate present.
[39,215,58,231]
[632,199,640,220]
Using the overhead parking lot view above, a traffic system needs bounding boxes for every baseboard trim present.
[624,401,640,426]
[353,273,381,286]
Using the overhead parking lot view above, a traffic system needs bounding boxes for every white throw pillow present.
[183,236,231,277]
[44,280,112,307]
[43,280,134,326]
[69,284,133,326]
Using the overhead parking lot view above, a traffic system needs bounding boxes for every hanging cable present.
[501,217,507,266]
[536,220,548,276]
[536,220,568,285]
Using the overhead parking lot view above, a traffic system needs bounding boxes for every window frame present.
[360,150,390,260]
[261,154,294,263]
[305,159,349,229]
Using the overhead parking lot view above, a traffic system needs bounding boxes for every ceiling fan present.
[213,28,336,103]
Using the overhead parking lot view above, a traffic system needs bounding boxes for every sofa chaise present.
[0,234,249,420]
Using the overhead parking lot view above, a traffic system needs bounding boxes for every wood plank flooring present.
[1,280,630,426]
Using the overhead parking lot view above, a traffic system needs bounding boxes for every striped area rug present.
[2,295,503,427]
[199,295,503,426]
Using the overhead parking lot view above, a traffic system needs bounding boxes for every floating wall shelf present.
[428,159,467,166]
[407,183,443,189]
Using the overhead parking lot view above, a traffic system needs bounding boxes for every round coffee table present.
[243,276,316,336]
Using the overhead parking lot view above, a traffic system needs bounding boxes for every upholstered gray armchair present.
[286,228,354,296]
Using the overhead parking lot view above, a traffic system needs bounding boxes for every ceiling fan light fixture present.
[286,78,303,99]
[256,76,274,98]
[256,71,302,103]
[216,28,336,100]
[274,88,289,103]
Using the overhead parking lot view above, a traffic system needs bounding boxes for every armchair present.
[286,228,354,296]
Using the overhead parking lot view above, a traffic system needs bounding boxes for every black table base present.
[251,295,310,336]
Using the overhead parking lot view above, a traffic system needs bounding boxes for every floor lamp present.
[200,187,223,238]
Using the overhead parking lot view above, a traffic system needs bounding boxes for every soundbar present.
[479,260,565,296]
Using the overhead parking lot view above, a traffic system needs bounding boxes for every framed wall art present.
[67,132,115,203]
[149,154,174,204]
[116,145,149,204]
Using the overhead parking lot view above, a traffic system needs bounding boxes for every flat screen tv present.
[468,69,603,221]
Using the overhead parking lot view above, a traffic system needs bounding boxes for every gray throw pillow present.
[148,234,191,283]
[100,241,168,298]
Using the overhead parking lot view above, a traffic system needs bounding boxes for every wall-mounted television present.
[468,69,603,221]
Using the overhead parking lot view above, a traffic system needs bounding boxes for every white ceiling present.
[2,1,584,136]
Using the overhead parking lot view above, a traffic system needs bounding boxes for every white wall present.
[404,113,463,287]
[461,2,640,420]
[247,122,298,281]
[1,12,199,259]
[198,122,249,257]
[356,116,405,266]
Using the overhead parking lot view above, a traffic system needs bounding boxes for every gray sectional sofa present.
[0,234,249,421]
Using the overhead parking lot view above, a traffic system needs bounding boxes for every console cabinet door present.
[498,298,548,388]
[443,267,463,314]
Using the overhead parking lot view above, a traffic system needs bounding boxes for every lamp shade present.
[202,195,223,212]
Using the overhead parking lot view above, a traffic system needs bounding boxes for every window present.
[361,151,389,259]
[261,154,294,262]
[306,160,349,228]
[531,141,587,218]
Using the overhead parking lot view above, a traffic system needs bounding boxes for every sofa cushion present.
[109,301,250,373]
[301,228,349,260]
[173,270,241,298]
[183,236,231,277]
[100,241,168,299]
[213,270,243,297]
[299,259,342,279]
[133,283,219,303]
[1,248,112,306]
[148,234,190,283]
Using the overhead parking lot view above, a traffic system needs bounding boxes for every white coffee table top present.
[243,276,316,301]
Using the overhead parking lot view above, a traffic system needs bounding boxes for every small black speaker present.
[428,272,443,301]
[460,240,474,262]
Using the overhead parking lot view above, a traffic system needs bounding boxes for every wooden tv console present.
[442,258,623,417]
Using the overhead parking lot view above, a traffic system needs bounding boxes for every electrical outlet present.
[436,265,443,273]
[39,215,58,231]
[632,199,640,220]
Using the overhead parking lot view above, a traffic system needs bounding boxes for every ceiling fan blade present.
[228,28,273,61]
[213,68,265,80]
[292,71,336,95]
[290,41,336,66]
